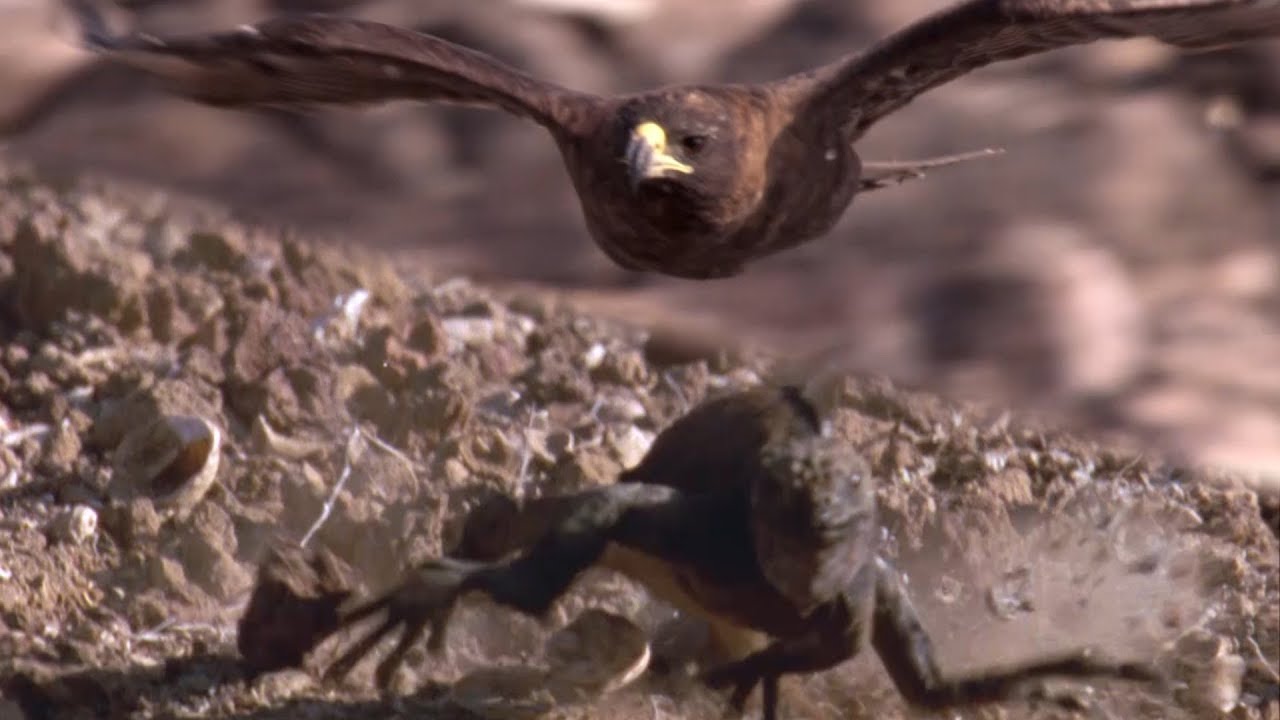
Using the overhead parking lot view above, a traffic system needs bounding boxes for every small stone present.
[520,348,592,404]
[507,293,558,322]
[332,363,381,407]
[553,446,623,489]
[102,497,162,550]
[716,367,763,390]
[545,608,650,696]
[146,284,196,343]
[359,325,429,389]
[476,388,523,419]
[251,668,316,698]
[1173,629,1248,714]
[443,458,470,484]
[198,551,253,602]
[986,467,1033,506]
[448,666,556,720]
[525,427,573,466]
[181,230,247,272]
[459,426,520,477]
[48,505,98,545]
[593,349,649,387]
[129,592,171,630]
[226,300,313,384]
[10,216,153,334]
[608,426,655,470]
[442,317,497,351]
[177,503,247,600]
[180,345,225,388]
[934,574,963,605]
[38,421,82,477]
[1199,548,1249,594]
[146,554,194,600]
[986,566,1035,620]
[582,343,607,370]
[406,314,446,357]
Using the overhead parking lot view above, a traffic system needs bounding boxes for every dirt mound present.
[0,165,1275,719]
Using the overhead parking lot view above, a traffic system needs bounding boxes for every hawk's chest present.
[751,133,862,246]
[555,140,687,262]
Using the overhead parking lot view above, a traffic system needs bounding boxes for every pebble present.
[609,426,655,470]
[48,505,97,545]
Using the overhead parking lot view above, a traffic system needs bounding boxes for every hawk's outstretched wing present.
[90,14,597,130]
[790,0,1280,139]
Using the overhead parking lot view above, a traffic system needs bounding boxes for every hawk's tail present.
[859,147,1005,192]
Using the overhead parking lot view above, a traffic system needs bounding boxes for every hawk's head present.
[615,88,769,240]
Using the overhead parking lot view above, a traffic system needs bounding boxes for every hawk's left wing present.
[83,12,599,131]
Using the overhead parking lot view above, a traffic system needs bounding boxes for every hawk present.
[83,0,1279,278]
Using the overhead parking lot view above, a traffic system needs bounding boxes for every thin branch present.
[300,426,363,548]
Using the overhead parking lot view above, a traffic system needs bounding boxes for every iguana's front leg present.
[324,482,687,686]
[701,562,876,720]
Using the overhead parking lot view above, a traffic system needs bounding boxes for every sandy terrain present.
[0,164,1275,720]
[0,2,1277,718]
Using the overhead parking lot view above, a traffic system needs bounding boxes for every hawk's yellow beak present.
[626,121,694,190]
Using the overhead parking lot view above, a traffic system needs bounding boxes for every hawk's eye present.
[681,135,708,154]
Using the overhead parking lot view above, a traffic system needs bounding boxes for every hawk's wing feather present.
[791,0,1280,139]
[92,14,596,130]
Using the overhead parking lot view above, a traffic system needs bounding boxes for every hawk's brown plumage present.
[88,0,1280,278]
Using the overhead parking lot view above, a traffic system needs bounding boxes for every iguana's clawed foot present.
[703,657,782,720]
[323,558,477,688]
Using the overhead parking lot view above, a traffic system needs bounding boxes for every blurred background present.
[1,0,1278,479]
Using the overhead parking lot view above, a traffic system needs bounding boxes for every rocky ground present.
[2,0,1279,479]
[0,166,1276,720]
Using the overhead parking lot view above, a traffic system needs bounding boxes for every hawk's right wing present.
[785,0,1280,140]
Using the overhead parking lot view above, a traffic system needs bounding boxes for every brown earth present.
[1,0,1278,481]
[0,164,1277,719]
[1,1,1279,717]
